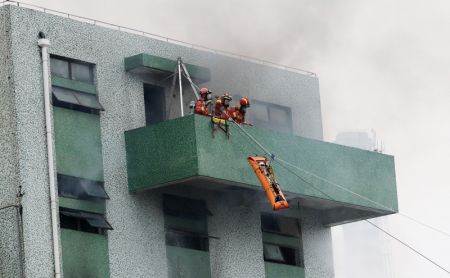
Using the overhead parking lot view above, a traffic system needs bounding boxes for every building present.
[332,131,393,278]
[0,4,398,278]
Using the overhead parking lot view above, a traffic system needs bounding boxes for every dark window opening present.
[163,194,212,219]
[60,209,112,235]
[144,84,166,125]
[58,174,109,200]
[165,230,209,251]
[163,194,210,251]
[52,86,104,114]
[263,243,300,266]
[50,55,94,84]
[261,214,304,267]
[249,99,293,134]
[261,213,301,237]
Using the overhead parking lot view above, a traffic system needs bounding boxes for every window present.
[59,209,112,235]
[50,56,94,84]
[163,194,212,278]
[249,99,293,134]
[52,86,104,114]
[261,214,304,267]
[144,84,166,125]
[163,194,211,251]
[58,174,109,200]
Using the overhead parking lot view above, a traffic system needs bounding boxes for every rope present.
[274,159,450,275]
[229,117,450,238]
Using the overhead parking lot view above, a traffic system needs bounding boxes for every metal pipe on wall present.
[38,33,62,278]
[177,57,184,116]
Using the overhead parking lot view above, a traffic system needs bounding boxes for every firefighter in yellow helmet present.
[214,93,233,119]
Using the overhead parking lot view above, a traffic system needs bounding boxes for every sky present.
[15,0,450,276]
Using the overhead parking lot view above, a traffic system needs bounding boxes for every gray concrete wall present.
[302,209,335,278]
[3,5,332,277]
[0,6,23,278]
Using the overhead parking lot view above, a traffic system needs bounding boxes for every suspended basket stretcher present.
[247,156,289,211]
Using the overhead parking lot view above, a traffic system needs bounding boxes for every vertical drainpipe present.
[38,32,62,278]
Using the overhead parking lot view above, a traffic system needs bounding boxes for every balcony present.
[125,115,398,226]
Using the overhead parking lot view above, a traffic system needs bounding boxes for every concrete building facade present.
[0,5,397,278]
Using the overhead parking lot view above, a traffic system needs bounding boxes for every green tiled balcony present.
[124,53,210,83]
[125,115,398,226]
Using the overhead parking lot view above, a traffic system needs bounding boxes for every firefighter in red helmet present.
[229,97,250,124]
[195,87,212,116]
[214,93,233,119]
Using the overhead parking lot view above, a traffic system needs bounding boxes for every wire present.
[231,119,450,237]
[398,213,450,238]
[0,204,19,211]
[365,220,450,275]
[228,120,450,274]
[183,55,450,274]
[185,70,450,241]
[274,160,450,275]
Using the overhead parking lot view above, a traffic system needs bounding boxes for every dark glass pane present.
[58,174,108,200]
[144,84,166,125]
[71,62,93,83]
[80,219,100,233]
[263,243,299,266]
[53,86,79,105]
[50,58,70,79]
[163,194,211,219]
[263,243,285,263]
[60,213,78,230]
[60,209,112,233]
[261,214,280,232]
[79,181,109,199]
[165,230,209,251]
[73,91,104,110]
[82,212,113,230]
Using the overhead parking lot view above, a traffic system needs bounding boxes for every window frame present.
[57,174,109,201]
[52,86,104,114]
[249,99,293,134]
[261,213,304,267]
[163,194,211,251]
[59,208,112,235]
[50,55,95,84]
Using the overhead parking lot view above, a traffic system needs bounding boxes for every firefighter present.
[195,87,212,116]
[229,97,250,124]
[214,93,233,119]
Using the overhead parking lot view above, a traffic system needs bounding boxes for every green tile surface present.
[52,75,97,95]
[54,107,104,181]
[125,116,199,192]
[61,229,110,278]
[125,115,398,213]
[265,262,305,278]
[166,246,211,278]
[59,197,105,214]
[124,53,210,82]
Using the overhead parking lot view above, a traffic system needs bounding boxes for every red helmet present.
[240,97,250,107]
[199,87,210,95]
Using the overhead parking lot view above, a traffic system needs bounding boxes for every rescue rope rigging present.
[178,58,450,274]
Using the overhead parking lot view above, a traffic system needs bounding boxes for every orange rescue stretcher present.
[247,156,289,211]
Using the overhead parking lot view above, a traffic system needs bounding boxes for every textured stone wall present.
[0,6,23,278]
[3,5,332,277]
[301,209,335,278]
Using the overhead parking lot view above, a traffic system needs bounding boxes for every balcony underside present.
[125,115,398,226]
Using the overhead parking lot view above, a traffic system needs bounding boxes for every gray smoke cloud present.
[24,0,450,277]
